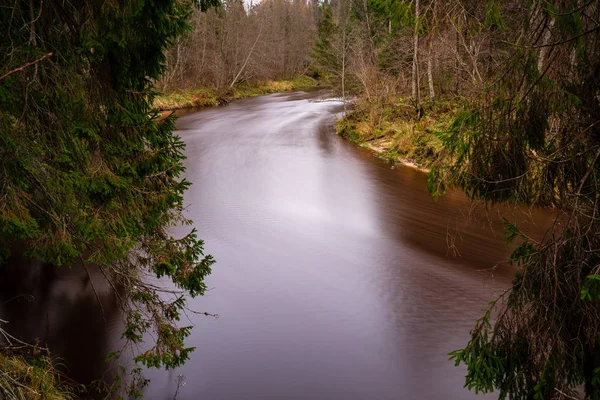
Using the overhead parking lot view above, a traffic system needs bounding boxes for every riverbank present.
[0,350,74,399]
[154,76,323,111]
[336,96,462,172]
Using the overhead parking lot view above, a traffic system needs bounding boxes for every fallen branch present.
[0,52,53,81]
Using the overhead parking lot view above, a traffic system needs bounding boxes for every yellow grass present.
[153,76,321,111]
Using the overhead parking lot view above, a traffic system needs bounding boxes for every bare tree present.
[412,0,420,106]
[158,0,317,93]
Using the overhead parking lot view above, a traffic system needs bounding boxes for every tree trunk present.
[427,39,435,104]
[454,28,460,94]
[341,24,347,111]
[29,0,39,80]
[340,0,352,112]
[229,25,262,89]
[341,50,346,108]
[537,17,555,72]
[411,0,420,107]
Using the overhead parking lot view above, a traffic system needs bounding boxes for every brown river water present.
[0,91,551,399]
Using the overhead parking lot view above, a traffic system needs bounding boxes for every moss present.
[0,352,76,400]
[154,75,322,111]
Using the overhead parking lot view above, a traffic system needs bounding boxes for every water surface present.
[144,91,543,399]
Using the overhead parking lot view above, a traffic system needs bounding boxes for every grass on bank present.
[0,351,75,400]
[336,96,463,170]
[153,75,322,111]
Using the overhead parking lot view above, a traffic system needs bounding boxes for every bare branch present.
[0,52,52,81]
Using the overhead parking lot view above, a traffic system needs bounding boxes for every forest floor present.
[336,96,462,172]
[154,75,323,111]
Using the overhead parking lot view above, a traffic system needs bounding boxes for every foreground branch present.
[0,52,53,81]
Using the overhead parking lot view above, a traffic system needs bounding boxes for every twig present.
[554,388,580,400]
[545,0,596,17]
[0,369,40,395]
[501,24,600,49]
[172,374,185,400]
[0,52,53,81]
[83,264,107,323]
[98,266,126,312]
[576,146,600,196]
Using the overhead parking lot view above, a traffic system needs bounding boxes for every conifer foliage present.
[0,0,214,390]
[428,1,600,398]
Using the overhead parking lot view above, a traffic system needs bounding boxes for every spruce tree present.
[429,1,600,398]
[1,0,214,394]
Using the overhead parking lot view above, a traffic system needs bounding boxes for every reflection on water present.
[0,91,550,399]
[0,254,122,386]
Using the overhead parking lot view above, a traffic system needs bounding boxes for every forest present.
[1,0,600,399]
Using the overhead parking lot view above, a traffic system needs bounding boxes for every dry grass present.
[153,88,220,111]
[0,351,75,400]
[336,96,460,169]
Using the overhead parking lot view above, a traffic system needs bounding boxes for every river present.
[0,90,548,399]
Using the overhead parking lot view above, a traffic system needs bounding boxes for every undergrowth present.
[336,96,462,169]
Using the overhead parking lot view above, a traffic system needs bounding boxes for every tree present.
[312,0,355,106]
[0,0,214,395]
[428,1,600,398]
[412,0,421,107]
[425,0,436,104]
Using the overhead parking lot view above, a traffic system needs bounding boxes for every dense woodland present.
[159,0,516,105]
[1,0,600,398]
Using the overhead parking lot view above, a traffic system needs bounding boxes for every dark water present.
[0,91,549,399]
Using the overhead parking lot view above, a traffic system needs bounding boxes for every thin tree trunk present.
[29,0,39,80]
[341,24,347,110]
[427,0,436,104]
[427,39,435,104]
[455,28,460,94]
[29,0,36,45]
[341,0,352,112]
[341,51,346,108]
[411,0,420,106]
[176,44,183,87]
[538,17,555,71]
[229,26,262,89]
[218,16,226,90]
[201,19,207,72]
